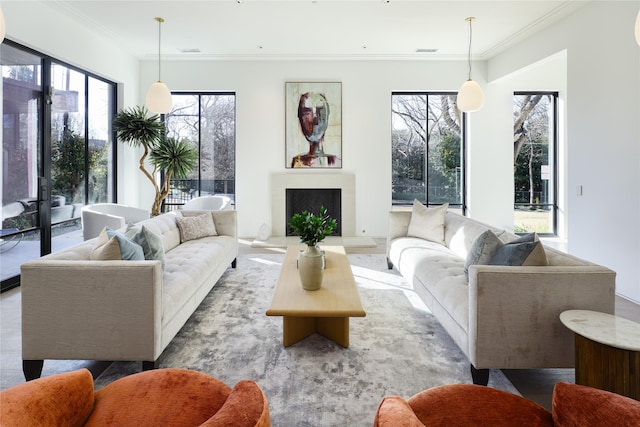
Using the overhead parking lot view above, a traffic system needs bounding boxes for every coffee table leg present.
[281,316,350,347]
[282,316,316,347]
[317,317,349,348]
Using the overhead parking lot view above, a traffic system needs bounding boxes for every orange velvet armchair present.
[1,368,271,427]
[374,383,640,427]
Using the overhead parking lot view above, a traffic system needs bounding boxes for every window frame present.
[513,91,559,236]
[391,91,467,213]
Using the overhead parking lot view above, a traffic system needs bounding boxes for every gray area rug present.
[94,252,518,426]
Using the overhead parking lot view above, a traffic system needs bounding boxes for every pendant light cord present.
[466,17,474,81]
[155,17,164,82]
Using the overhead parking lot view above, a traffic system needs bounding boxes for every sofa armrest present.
[212,210,237,239]
[387,211,412,254]
[21,260,163,362]
[467,265,616,369]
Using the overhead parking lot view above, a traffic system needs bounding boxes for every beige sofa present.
[387,209,616,385]
[21,210,237,380]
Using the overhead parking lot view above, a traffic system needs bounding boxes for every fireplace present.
[286,188,342,236]
[271,173,355,237]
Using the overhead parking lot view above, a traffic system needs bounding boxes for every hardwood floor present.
[2,237,638,412]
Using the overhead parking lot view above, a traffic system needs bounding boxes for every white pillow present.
[406,200,448,245]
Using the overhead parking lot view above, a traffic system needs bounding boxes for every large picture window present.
[163,93,236,211]
[513,92,558,235]
[391,92,465,211]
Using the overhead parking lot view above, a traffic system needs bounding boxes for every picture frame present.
[285,82,342,168]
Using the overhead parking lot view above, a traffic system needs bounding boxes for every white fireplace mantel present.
[271,172,355,237]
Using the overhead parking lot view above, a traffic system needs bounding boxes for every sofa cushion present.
[464,229,502,279]
[176,212,218,243]
[489,233,547,267]
[136,212,182,253]
[552,382,640,427]
[126,224,166,268]
[407,200,448,245]
[90,227,144,261]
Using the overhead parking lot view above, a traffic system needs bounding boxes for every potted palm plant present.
[113,106,198,216]
[288,206,337,290]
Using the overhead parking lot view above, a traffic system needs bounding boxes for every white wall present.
[488,1,640,303]
[3,0,142,207]
[143,59,474,240]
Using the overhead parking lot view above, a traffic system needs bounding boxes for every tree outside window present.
[513,92,557,235]
[391,93,464,210]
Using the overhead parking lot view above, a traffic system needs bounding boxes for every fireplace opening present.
[286,188,342,236]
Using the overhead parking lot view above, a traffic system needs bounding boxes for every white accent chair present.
[81,203,150,241]
[182,195,232,211]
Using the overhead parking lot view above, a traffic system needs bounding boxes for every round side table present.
[560,309,640,400]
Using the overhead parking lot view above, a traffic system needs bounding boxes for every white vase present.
[298,245,324,291]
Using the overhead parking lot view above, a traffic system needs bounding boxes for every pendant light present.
[0,7,6,43]
[635,10,640,46]
[146,17,172,114]
[457,17,484,113]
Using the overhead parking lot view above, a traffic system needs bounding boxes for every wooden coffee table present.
[266,245,366,347]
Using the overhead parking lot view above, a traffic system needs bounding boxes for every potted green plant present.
[113,106,198,216]
[288,206,337,291]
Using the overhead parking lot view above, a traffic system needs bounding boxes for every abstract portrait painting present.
[285,82,342,168]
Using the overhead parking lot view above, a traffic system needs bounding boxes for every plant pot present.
[298,245,324,291]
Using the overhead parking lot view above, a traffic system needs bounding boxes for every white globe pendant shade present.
[457,79,484,113]
[0,8,6,43]
[635,10,640,46]
[146,81,172,114]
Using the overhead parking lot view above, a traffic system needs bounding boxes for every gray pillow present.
[126,224,165,268]
[91,227,144,261]
[464,229,503,279]
[489,232,548,267]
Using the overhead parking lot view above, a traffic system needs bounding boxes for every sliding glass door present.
[1,41,116,291]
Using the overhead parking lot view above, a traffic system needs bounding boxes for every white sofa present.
[387,208,616,385]
[21,209,237,380]
[81,203,151,241]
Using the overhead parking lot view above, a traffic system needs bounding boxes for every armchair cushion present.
[201,380,271,427]
[552,382,640,427]
[375,384,553,427]
[0,368,95,427]
[85,368,232,427]
[374,396,424,427]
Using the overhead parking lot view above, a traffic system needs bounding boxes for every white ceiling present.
[48,0,589,61]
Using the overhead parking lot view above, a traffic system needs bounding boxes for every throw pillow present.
[406,199,448,245]
[90,227,145,261]
[464,229,503,279]
[175,212,217,243]
[125,224,165,268]
[489,232,548,267]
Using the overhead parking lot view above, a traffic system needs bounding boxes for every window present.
[163,93,236,211]
[391,92,465,211]
[513,92,558,235]
[1,40,116,290]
